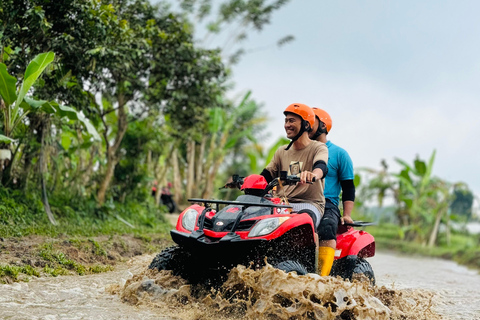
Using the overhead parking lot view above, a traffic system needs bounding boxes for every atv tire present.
[149,246,224,285]
[275,260,308,275]
[149,245,191,277]
[351,258,375,285]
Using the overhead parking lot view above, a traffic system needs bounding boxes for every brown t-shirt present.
[265,141,328,212]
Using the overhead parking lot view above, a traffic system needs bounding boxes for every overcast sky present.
[217,0,480,199]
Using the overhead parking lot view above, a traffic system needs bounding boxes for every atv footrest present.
[220,232,242,242]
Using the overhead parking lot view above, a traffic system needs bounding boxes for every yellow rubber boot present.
[317,247,335,276]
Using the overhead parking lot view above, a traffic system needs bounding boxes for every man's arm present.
[260,168,274,183]
[301,142,328,183]
[342,201,354,224]
[340,179,355,224]
[261,148,281,182]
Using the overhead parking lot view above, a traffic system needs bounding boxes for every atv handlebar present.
[343,221,376,227]
[281,175,316,185]
[220,174,244,190]
[221,171,316,193]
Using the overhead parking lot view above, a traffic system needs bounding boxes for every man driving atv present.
[259,103,328,231]
[309,107,355,276]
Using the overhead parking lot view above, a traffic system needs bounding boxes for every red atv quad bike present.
[149,173,376,285]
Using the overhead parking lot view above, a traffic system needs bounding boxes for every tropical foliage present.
[0,0,288,227]
[356,150,475,248]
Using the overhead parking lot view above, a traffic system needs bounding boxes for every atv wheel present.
[149,246,224,285]
[148,245,191,276]
[351,258,375,285]
[275,260,308,275]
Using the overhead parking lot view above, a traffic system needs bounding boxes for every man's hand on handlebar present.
[299,171,317,184]
[341,215,354,225]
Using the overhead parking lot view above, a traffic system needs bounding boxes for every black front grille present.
[200,218,257,232]
[237,220,257,231]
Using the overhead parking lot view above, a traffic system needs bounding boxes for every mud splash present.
[115,264,442,320]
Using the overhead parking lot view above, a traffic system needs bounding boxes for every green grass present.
[89,239,107,257]
[88,264,114,273]
[38,243,89,275]
[0,264,40,282]
[0,188,175,284]
[43,265,69,277]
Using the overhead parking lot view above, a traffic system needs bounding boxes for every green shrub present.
[0,187,171,237]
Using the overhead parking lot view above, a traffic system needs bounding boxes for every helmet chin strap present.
[285,120,308,150]
[311,121,327,141]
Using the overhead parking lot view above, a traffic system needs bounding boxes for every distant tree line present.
[355,151,475,248]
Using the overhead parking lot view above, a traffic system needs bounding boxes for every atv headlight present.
[248,217,290,237]
[182,209,199,231]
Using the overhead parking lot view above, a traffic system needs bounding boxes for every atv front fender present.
[336,229,375,259]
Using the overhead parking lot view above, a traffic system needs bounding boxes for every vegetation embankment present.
[0,189,173,284]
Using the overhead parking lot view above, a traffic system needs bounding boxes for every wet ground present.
[1,251,479,319]
[0,255,165,320]
[371,251,480,320]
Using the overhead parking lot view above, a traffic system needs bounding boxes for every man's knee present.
[297,209,318,230]
[318,217,338,240]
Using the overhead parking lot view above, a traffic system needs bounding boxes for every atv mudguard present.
[335,225,375,259]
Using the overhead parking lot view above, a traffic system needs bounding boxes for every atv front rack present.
[188,198,292,209]
[187,198,293,241]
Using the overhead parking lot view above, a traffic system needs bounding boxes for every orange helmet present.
[312,107,332,133]
[284,103,315,130]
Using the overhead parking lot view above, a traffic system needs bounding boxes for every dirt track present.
[1,216,479,319]
[1,250,479,319]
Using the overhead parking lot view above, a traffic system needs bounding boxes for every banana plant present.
[393,150,453,244]
[201,91,266,198]
[0,52,100,146]
[0,52,101,225]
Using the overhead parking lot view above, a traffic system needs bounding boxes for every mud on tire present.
[149,246,224,285]
[274,260,308,275]
[351,258,375,285]
[149,245,192,277]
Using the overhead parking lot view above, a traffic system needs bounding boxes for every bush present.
[0,187,171,237]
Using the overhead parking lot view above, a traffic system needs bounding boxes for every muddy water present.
[0,255,167,320]
[370,251,480,320]
[0,252,479,320]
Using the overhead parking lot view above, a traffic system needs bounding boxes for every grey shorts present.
[290,202,323,228]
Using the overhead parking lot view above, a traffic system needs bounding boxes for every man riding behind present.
[260,103,329,230]
[309,107,355,276]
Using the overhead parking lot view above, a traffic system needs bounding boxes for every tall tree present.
[1,0,227,206]
[450,183,474,221]
[168,0,294,64]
